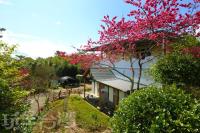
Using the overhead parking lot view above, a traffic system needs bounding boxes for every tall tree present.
[28,58,56,114]
[0,42,29,132]
[59,0,200,92]
[150,36,200,91]
[84,0,200,91]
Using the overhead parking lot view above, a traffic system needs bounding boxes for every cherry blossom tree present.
[56,51,101,71]
[90,0,200,90]
[59,0,200,92]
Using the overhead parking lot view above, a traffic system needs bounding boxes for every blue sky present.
[0,0,132,58]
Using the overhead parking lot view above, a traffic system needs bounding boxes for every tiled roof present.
[91,67,144,92]
[98,78,147,92]
[90,67,116,80]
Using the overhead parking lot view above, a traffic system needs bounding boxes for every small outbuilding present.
[59,76,78,87]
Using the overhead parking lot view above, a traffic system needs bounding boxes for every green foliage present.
[150,52,200,87]
[171,35,200,51]
[17,114,37,133]
[26,57,60,94]
[28,56,81,92]
[111,86,200,133]
[47,56,81,78]
[150,36,200,89]
[0,41,29,132]
[22,56,81,91]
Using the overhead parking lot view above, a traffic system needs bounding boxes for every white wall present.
[92,81,95,94]
[91,81,99,97]
[119,91,125,101]
[109,87,114,102]
[95,81,99,96]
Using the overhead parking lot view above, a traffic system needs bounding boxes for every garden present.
[0,0,200,133]
[32,96,110,132]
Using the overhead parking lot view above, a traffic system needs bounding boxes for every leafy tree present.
[47,55,81,78]
[111,85,200,133]
[20,55,81,113]
[151,53,200,88]
[29,58,56,114]
[171,35,200,51]
[0,42,29,132]
[150,36,200,90]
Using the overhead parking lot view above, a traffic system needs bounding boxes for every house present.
[87,39,162,106]
[90,67,147,106]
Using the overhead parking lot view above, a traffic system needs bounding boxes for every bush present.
[111,86,200,133]
[150,52,200,88]
[0,42,30,132]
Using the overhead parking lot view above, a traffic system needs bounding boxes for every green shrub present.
[0,42,30,132]
[150,52,200,88]
[111,86,200,133]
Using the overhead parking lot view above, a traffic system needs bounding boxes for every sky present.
[0,0,133,58]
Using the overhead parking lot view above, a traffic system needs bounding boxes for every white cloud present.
[2,31,74,58]
[0,0,12,5]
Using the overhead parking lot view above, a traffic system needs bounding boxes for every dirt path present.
[28,94,47,115]
[28,88,63,115]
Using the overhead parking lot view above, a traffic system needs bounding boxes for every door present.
[113,88,119,106]
[99,83,109,102]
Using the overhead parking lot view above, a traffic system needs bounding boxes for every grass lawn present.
[68,96,110,131]
[32,95,110,133]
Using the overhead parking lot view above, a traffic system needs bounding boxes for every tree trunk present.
[130,57,135,93]
[130,80,134,94]
[137,59,142,90]
[36,100,40,113]
[162,36,166,55]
